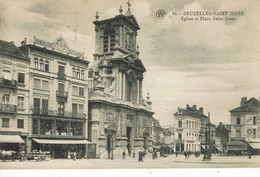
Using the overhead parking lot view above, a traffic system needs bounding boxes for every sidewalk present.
[172,154,257,164]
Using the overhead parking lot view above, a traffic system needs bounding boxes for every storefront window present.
[71,121,83,136]
[40,119,54,135]
[56,120,69,135]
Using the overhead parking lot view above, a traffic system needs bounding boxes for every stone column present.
[122,73,125,100]
[137,80,139,104]
[118,71,122,99]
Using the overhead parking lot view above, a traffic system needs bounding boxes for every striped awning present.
[33,138,90,144]
[0,135,25,143]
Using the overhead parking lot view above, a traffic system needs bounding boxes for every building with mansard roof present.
[88,3,154,159]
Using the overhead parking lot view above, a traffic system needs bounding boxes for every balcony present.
[175,139,184,144]
[56,90,68,102]
[0,78,17,89]
[32,109,85,119]
[0,104,17,113]
[57,73,66,80]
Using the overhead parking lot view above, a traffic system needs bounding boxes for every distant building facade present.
[19,36,90,159]
[215,122,229,154]
[88,5,153,159]
[151,118,162,145]
[173,105,208,153]
[229,97,260,155]
[0,40,30,153]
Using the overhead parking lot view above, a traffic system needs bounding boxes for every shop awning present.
[249,143,260,149]
[33,138,91,144]
[227,141,247,151]
[0,135,25,143]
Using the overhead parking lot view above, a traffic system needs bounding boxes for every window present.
[79,104,84,114]
[178,133,182,140]
[2,94,9,104]
[2,118,10,128]
[253,129,256,139]
[17,119,24,129]
[42,80,49,90]
[42,99,48,115]
[17,96,24,109]
[72,103,77,117]
[32,119,38,134]
[77,69,80,79]
[33,98,40,114]
[143,119,148,127]
[187,120,189,128]
[253,117,256,125]
[34,78,41,89]
[58,83,65,96]
[236,130,241,138]
[79,87,84,97]
[58,101,65,115]
[40,59,44,70]
[107,69,113,74]
[45,60,49,72]
[34,58,38,69]
[58,65,65,77]
[3,69,11,80]
[126,82,132,101]
[237,118,241,125]
[72,68,76,78]
[81,70,84,80]
[178,120,182,128]
[72,86,78,96]
[18,73,25,84]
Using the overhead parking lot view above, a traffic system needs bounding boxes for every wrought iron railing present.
[32,108,85,118]
[0,78,17,88]
[0,103,17,113]
[56,90,68,98]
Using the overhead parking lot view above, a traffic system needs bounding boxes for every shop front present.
[32,138,90,159]
[227,141,247,155]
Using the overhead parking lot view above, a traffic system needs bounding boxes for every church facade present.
[88,5,154,159]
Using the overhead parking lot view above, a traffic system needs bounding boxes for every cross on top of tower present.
[127,0,131,12]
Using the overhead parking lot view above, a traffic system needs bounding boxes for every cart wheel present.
[20,156,27,162]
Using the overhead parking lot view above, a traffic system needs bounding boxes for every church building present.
[88,2,154,159]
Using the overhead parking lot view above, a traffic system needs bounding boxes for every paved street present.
[1,154,260,169]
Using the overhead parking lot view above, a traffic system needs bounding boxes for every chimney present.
[240,97,247,106]
[186,104,189,109]
[10,41,15,45]
[199,107,203,114]
[192,105,197,110]
[21,38,27,46]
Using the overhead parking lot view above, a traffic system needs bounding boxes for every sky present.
[0,0,259,126]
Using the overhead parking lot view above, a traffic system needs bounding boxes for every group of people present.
[122,150,146,162]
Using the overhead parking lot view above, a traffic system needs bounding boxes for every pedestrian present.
[138,151,142,162]
[133,150,135,158]
[122,151,126,159]
[248,151,251,159]
[176,152,178,157]
[73,151,76,161]
[184,151,187,160]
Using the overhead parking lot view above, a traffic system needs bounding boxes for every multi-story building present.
[19,36,90,159]
[0,40,30,153]
[173,104,209,153]
[151,118,162,145]
[229,97,260,155]
[88,3,154,159]
[215,122,229,154]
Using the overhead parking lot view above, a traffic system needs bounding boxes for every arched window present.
[81,70,84,80]
[77,69,80,79]
[45,60,49,72]
[72,68,76,78]
[40,59,44,70]
[34,58,38,69]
